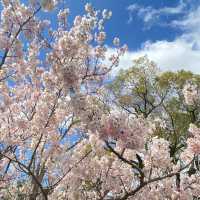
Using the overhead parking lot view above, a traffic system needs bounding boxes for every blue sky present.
[66,0,186,50]
[22,0,200,73]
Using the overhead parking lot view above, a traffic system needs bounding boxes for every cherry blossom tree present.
[0,1,199,200]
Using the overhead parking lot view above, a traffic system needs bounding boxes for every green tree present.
[106,56,200,159]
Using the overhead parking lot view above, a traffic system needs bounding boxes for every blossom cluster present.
[183,82,199,105]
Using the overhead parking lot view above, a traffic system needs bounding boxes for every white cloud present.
[127,0,186,25]
[116,38,200,73]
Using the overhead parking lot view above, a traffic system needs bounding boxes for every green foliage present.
[157,70,200,89]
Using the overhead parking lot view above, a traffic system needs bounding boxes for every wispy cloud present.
[127,0,186,26]
[171,6,200,35]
